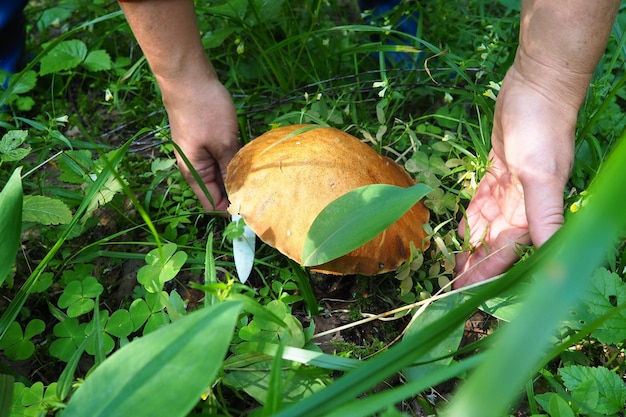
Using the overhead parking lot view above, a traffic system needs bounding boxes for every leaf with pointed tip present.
[302,183,431,266]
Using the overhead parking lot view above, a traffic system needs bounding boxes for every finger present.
[521,174,566,247]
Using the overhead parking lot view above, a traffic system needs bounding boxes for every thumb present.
[522,175,566,247]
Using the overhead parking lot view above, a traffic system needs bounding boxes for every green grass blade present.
[56,337,88,401]
[273,275,525,417]
[287,260,319,316]
[0,374,14,417]
[442,128,626,417]
[244,342,360,372]
[324,354,484,417]
[302,184,431,266]
[63,301,242,417]
[204,232,218,307]
[261,342,285,416]
[0,168,22,287]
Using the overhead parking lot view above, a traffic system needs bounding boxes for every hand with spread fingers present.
[454,0,620,287]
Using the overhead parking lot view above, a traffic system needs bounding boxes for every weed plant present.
[1,1,626,416]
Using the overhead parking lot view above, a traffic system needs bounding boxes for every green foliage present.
[62,301,241,417]
[0,1,625,417]
[137,243,188,293]
[57,276,104,318]
[0,131,31,164]
[559,365,626,415]
[22,195,72,225]
[0,320,45,361]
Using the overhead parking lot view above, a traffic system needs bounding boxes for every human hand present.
[159,72,239,212]
[454,64,576,287]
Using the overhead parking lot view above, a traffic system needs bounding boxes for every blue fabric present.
[358,0,422,67]
[0,0,28,74]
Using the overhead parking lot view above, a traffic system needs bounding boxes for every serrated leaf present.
[40,39,88,76]
[564,267,626,343]
[302,183,431,266]
[560,365,626,415]
[0,168,22,287]
[63,301,242,417]
[23,195,72,225]
[82,49,112,72]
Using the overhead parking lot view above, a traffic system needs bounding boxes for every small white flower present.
[483,89,497,101]
[55,115,69,124]
[443,92,453,103]
[373,80,388,98]
[104,88,113,102]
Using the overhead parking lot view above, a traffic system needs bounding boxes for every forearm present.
[515,0,619,111]
[117,0,217,90]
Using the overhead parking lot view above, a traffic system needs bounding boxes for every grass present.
[1,1,626,416]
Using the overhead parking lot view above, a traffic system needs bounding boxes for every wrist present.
[510,47,592,115]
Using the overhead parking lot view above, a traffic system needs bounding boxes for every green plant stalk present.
[443,127,626,416]
[0,138,132,341]
[204,232,218,307]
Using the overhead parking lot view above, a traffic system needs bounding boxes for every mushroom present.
[224,124,430,275]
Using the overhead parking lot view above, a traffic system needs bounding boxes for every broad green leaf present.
[546,393,576,417]
[0,168,22,288]
[23,195,72,225]
[402,295,465,382]
[563,267,626,344]
[40,39,88,75]
[223,360,330,405]
[202,27,239,49]
[560,365,626,415]
[475,282,530,322]
[0,130,30,162]
[302,183,431,266]
[82,49,112,72]
[63,301,241,417]
[7,70,37,95]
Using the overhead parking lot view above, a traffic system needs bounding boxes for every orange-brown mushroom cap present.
[224,124,430,275]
